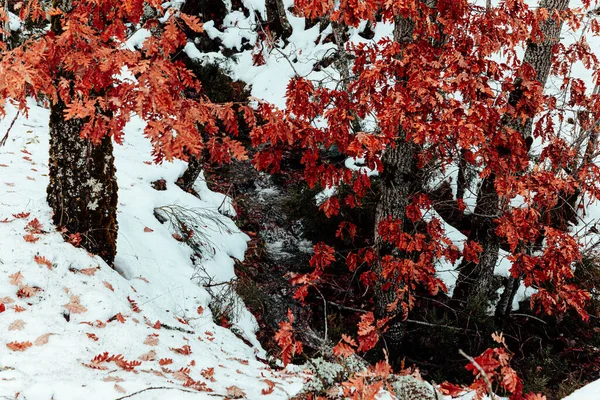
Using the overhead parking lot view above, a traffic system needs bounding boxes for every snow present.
[563,379,600,400]
[0,101,304,399]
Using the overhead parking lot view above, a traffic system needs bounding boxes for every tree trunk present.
[452,176,500,310]
[371,15,416,350]
[178,155,203,192]
[47,101,118,264]
[452,0,570,312]
[47,0,119,265]
[373,140,418,347]
[265,0,292,39]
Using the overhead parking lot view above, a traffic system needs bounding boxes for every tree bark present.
[178,154,203,192]
[265,0,292,39]
[373,140,418,347]
[47,0,118,265]
[372,15,417,350]
[451,0,570,312]
[47,102,119,265]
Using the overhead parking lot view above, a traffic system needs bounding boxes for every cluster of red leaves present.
[274,309,303,366]
[0,0,251,166]
[441,333,546,400]
[251,0,600,327]
[23,217,44,242]
[83,352,141,371]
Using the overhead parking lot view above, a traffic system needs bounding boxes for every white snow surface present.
[0,101,304,399]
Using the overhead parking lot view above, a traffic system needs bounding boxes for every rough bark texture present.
[47,102,118,264]
[452,176,500,307]
[452,0,569,312]
[265,0,292,39]
[178,155,203,192]
[373,140,418,347]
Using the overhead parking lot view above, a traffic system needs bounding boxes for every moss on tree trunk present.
[47,101,118,264]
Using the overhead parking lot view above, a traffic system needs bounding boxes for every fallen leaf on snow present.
[34,333,56,346]
[34,255,53,270]
[64,296,87,314]
[103,376,125,382]
[226,385,246,399]
[79,268,98,276]
[138,350,156,361]
[8,319,25,331]
[9,272,24,286]
[114,384,126,394]
[17,285,37,298]
[144,334,159,346]
[6,341,32,352]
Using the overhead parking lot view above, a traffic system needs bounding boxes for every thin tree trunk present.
[372,15,416,349]
[373,140,418,346]
[178,155,203,192]
[452,0,570,312]
[47,0,118,265]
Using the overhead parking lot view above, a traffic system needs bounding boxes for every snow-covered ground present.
[0,101,305,399]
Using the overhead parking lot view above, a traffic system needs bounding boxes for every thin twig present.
[510,313,547,324]
[0,111,20,147]
[312,284,328,343]
[458,349,498,400]
[114,386,199,400]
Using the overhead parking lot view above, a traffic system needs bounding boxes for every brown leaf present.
[144,334,159,346]
[8,319,25,331]
[143,227,154,232]
[226,385,246,399]
[17,285,37,298]
[114,384,126,394]
[9,271,24,286]
[64,296,87,314]
[103,281,114,291]
[79,268,98,276]
[34,255,53,270]
[103,376,125,382]
[34,333,55,346]
[138,349,156,361]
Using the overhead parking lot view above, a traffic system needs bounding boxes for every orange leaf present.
[6,341,32,351]
[23,233,39,243]
[34,255,53,270]
[180,13,204,33]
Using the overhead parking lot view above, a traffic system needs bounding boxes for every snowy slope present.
[0,101,304,399]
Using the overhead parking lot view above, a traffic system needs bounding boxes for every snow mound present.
[0,102,304,399]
